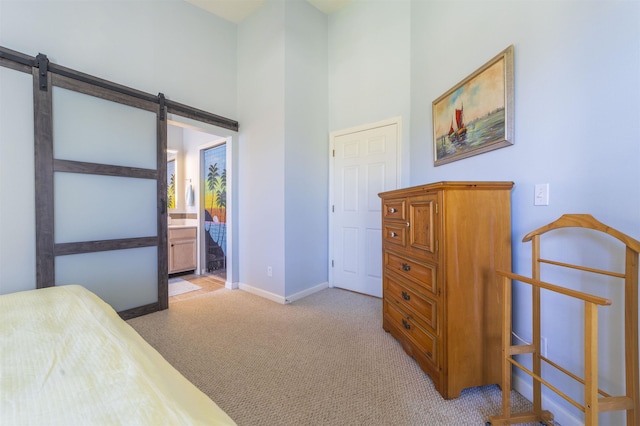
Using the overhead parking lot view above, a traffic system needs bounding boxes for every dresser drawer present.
[384,251,437,296]
[384,274,437,333]
[384,301,437,366]
[382,222,407,248]
[383,198,406,221]
[169,227,197,240]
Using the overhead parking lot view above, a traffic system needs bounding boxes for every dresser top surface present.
[378,181,514,199]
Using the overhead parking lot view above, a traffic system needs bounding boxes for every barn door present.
[34,65,167,319]
[1,46,237,318]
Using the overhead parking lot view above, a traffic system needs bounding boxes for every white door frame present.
[199,136,235,289]
[328,116,402,290]
[168,116,237,290]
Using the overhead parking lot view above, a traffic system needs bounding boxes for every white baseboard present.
[237,281,329,305]
[513,373,582,426]
[238,282,286,304]
[283,281,329,304]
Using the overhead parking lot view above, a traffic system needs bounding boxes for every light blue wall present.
[408,2,639,424]
[237,0,329,301]
[2,1,639,421]
[0,67,34,293]
[237,0,287,298]
[284,0,328,297]
[328,1,639,424]
[0,0,237,117]
[328,0,411,186]
[0,0,238,294]
[411,1,639,237]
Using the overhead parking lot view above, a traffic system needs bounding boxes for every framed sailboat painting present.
[433,45,514,166]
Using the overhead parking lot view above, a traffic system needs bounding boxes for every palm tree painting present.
[206,162,219,229]
[203,145,227,273]
[167,160,176,209]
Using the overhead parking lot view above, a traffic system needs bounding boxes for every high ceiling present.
[183,0,352,23]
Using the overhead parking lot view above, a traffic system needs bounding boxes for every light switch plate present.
[534,183,549,206]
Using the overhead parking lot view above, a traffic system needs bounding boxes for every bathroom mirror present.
[167,149,178,211]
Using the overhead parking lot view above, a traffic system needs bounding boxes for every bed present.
[0,285,236,425]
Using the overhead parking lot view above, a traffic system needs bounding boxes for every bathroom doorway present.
[166,120,235,304]
[201,142,227,281]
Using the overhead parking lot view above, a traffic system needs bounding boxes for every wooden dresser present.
[378,181,513,399]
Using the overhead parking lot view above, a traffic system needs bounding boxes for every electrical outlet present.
[267,266,272,277]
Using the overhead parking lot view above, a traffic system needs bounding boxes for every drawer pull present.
[388,207,397,213]
[390,232,398,238]
[402,319,411,330]
[401,291,411,301]
[426,351,433,359]
[401,263,411,272]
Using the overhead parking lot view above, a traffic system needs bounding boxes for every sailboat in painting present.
[448,104,467,144]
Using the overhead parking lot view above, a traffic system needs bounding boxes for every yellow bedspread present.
[0,285,236,425]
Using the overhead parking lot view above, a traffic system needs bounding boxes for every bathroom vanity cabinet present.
[168,226,197,274]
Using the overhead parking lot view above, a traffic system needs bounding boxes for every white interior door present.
[331,121,399,297]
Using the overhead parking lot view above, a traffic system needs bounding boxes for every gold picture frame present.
[433,45,514,166]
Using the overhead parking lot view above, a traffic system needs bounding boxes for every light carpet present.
[128,288,543,426]
[168,278,202,297]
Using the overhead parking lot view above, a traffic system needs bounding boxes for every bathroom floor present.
[168,273,225,303]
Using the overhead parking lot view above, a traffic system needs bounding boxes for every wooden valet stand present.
[488,214,639,425]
